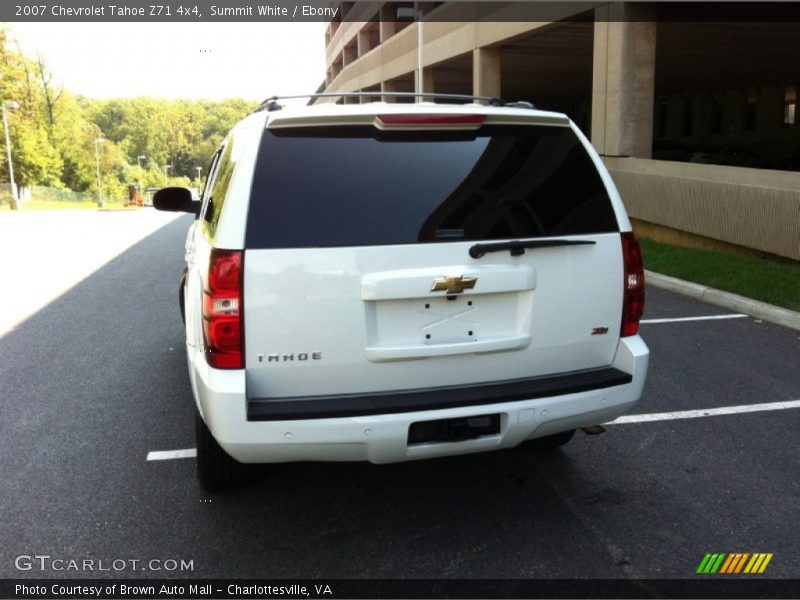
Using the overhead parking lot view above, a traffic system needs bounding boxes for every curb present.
[645,270,800,332]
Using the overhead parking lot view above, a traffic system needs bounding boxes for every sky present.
[8,22,327,101]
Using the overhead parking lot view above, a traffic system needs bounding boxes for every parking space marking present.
[640,314,748,324]
[146,448,197,461]
[606,399,800,425]
[146,400,800,461]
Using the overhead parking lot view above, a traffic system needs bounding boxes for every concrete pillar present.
[379,7,396,42]
[591,3,657,158]
[473,47,501,99]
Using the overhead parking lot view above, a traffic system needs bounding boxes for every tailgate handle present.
[469,239,595,259]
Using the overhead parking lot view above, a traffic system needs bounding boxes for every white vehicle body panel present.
[243,235,623,398]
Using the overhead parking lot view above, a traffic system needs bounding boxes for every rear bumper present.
[192,336,649,464]
[247,366,632,420]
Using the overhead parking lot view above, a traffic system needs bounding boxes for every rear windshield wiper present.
[469,239,596,259]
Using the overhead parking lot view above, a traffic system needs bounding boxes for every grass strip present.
[640,238,800,312]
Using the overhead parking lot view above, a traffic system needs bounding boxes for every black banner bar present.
[2,579,800,599]
[3,1,800,23]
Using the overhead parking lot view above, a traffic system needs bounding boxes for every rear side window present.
[246,124,618,249]
[202,142,235,241]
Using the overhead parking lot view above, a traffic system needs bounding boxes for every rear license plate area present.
[407,414,500,445]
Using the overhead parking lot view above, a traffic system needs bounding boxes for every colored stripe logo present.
[696,553,773,574]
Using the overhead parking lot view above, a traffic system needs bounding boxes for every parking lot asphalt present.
[1,213,798,585]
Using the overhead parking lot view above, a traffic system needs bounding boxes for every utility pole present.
[137,155,146,192]
[2,100,20,210]
[94,137,105,208]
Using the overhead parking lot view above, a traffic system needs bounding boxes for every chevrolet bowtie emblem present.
[431,275,477,294]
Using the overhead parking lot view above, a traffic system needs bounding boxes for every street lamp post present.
[195,166,202,185]
[94,137,105,208]
[137,155,146,192]
[397,4,424,101]
[2,100,20,210]
[164,164,172,183]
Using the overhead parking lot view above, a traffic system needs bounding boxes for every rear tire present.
[178,268,187,324]
[195,409,250,491]
[524,429,576,451]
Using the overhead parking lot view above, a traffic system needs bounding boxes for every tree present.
[0,29,62,189]
[1,27,256,199]
[36,54,63,139]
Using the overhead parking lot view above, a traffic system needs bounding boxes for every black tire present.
[524,429,576,451]
[195,409,250,491]
[178,268,187,324]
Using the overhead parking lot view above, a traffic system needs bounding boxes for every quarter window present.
[202,143,236,241]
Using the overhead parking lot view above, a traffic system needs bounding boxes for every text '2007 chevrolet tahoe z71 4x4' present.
[154,93,649,490]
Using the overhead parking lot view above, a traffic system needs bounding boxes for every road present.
[0,209,180,336]
[1,211,798,587]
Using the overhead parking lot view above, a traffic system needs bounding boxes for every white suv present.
[155,93,649,490]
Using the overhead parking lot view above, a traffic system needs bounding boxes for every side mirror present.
[153,187,200,216]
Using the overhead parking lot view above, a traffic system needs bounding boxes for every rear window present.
[246,124,618,249]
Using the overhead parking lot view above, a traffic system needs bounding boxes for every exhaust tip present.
[581,425,606,435]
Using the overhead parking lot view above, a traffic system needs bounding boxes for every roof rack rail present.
[254,92,536,113]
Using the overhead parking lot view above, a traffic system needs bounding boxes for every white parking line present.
[640,314,748,324]
[606,399,800,425]
[146,400,800,461]
[146,448,197,461]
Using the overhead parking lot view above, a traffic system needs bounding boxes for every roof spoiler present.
[253,93,535,114]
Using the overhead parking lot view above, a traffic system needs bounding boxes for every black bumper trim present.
[247,366,632,421]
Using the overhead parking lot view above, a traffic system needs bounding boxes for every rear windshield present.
[246,124,618,248]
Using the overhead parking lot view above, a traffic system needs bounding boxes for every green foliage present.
[0,27,255,197]
[55,100,101,191]
[0,28,63,187]
[8,118,63,187]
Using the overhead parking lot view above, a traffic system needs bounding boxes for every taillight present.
[375,114,486,128]
[202,249,244,369]
[621,232,645,337]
